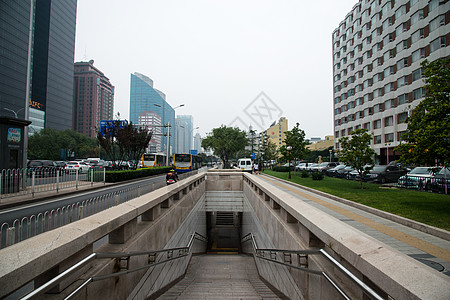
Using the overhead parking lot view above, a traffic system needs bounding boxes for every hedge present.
[103,166,172,183]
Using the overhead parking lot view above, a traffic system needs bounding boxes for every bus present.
[141,153,166,168]
[173,153,202,173]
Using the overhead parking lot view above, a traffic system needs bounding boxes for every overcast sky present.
[74,0,357,139]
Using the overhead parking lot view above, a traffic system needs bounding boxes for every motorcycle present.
[166,179,177,185]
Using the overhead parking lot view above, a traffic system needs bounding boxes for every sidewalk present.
[259,174,450,277]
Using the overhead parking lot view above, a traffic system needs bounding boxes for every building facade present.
[73,60,114,138]
[332,0,449,164]
[0,0,77,134]
[130,72,175,154]
[138,111,162,153]
[174,117,188,154]
[177,115,194,153]
[263,117,288,149]
[194,133,202,154]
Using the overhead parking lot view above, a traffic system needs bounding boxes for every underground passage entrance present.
[206,211,242,253]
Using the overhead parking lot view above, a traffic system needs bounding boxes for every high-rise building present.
[130,72,175,153]
[194,133,202,154]
[332,0,449,164]
[139,111,162,153]
[0,0,77,134]
[177,115,194,152]
[174,118,188,154]
[73,60,114,138]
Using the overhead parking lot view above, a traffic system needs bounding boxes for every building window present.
[385,133,394,143]
[397,76,408,87]
[413,88,424,100]
[412,68,423,82]
[430,36,446,53]
[411,28,425,43]
[397,58,408,70]
[395,5,406,19]
[364,122,371,130]
[385,99,395,109]
[385,116,394,127]
[397,112,408,123]
[411,48,425,63]
[410,10,424,26]
[384,83,395,94]
[430,15,445,33]
[373,119,382,129]
[398,93,409,105]
[374,135,382,144]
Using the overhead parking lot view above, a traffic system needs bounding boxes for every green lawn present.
[264,170,450,231]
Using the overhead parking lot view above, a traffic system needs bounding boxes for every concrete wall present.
[0,174,206,299]
[242,173,450,300]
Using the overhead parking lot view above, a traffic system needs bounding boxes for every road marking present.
[262,176,450,263]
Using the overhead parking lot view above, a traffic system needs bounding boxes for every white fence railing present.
[0,168,106,198]
[0,170,196,249]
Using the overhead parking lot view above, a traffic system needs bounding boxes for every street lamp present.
[329,149,333,162]
[2,107,25,118]
[384,142,391,164]
[287,145,292,179]
[154,103,185,166]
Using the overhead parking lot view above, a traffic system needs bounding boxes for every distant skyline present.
[74,0,358,139]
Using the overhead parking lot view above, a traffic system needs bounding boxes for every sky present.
[74,0,358,139]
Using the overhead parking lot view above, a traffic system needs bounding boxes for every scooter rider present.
[166,169,179,184]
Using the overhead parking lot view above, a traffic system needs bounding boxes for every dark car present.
[325,164,346,177]
[397,167,441,190]
[428,167,450,194]
[335,166,355,178]
[365,165,407,184]
[27,160,60,177]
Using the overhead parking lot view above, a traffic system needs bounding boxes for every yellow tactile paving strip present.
[262,176,450,263]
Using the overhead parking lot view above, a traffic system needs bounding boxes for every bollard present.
[32,171,36,197]
[76,170,79,190]
[6,227,15,247]
[91,168,94,186]
[56,171,60,192]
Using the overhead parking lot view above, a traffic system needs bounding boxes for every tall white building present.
[332,0,449,164]
[174,118,188,154]
[138,111,162,153]
[194,133,202,153]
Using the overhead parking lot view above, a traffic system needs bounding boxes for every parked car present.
[306,163,319,172]
[365,165,407,184]
[325,164,346,177]
[397,167,441,189]
[90,160,108,171]
[64,161,91,173]
[335,166,355,178]
[428,167,450,194]
[295,162,308,171]
[27,160,60,177]
[237,158,253,172]
[347,165,373,181]
[316,162,339,173]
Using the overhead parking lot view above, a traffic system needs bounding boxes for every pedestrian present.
[254,163,259,174]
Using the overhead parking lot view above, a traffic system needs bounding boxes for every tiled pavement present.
[157,255,282,300]
[259,175,450,277]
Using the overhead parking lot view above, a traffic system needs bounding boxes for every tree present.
[28,128,98,160]
[262,140,278,169]
[201,125,248,168]
[116,123,153,168]
[279,123,309,171]
[97,118,124,165]
[395,58,450,167]
[338,128,375,189]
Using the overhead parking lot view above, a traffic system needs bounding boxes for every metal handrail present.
[241,233,384,300]
[20,232,207,300]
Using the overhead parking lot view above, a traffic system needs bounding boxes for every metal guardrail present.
[0,171,196,249]
[0,168,105,198]
[19,232,207,300]
[241,233,384,300]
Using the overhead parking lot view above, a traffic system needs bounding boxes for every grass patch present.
[264,170,450,230]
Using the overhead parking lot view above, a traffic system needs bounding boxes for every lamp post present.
[287,145,292,179]
[329,149,332,162]
[154,103,184,166]
[384,142,391,164]
[2,107,25,118]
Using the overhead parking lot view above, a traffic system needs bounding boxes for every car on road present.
[428,167,450,194]
[397,167,441,190]
[365,165,407,184]
[64,161,91,173]
[27,160,60,177]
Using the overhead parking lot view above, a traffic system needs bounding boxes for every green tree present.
[279,123,309,170]
[338,128,375,189]
[97,119,124,165]
[395,58,450,167]
[28,128,98,160]
[116,123,153,168]
[262,140,278,169]
[201,125,248,168]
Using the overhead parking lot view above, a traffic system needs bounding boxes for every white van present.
[237,158,253,172]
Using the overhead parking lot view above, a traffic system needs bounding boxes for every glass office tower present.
[130,72,175,154]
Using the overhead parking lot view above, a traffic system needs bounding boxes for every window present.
[395,23,407,37]
[430,15,445,33]
[363,79,371,88]
[397,58,408,70]
[373,103,383,113]
[397,76,408,87]
[364,93,372,102]
[385,99,395,109]
[385,116,394,126]
[411,48,425,63]
[412,68,423,82]
[398,112,408,123]
[382,3,390,16]
[398,93,409,105]
[410,0,419,6]
[385,133,394,143]
[364,122,371,130]
[411,29,425,43]
[395,5,406,19]
[430,37,446,53]
[374,135,382,144]
[373,73,382,83]
[413,88,424,100]
[429,0,439,12]
[411,10,424,26]
[384,83,395,93]
[374,88,383,98]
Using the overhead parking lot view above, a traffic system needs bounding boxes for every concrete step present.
[157,254,282,299]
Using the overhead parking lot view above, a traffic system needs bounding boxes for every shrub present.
[301,170,309,178]
[273,166,290,172]
[311,171,324,181]
[105,166,172,182]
